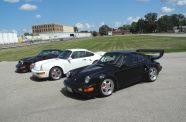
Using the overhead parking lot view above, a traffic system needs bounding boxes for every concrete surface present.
[0,52,186,122]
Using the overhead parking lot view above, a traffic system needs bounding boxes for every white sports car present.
[31,49,105,80]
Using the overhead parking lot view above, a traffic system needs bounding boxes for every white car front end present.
[31,58,58,78]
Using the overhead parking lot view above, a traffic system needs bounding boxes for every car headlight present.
[66,71,71,78]
[19,60,23,64]
[85,76,91,84]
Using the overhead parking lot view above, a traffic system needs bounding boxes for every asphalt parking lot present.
[0,52,186,122]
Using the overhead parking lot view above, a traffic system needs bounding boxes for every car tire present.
[99,78,115,97]
[147,67,158,82]
[49,67,63,80]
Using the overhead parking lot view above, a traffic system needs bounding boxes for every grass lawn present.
[0,35,186,61]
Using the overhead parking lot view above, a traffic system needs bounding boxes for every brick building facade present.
[32,24,74,35]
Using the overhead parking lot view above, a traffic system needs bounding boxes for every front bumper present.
[16,63,28,72]
[64,79,98,96]
[31,68,49,78]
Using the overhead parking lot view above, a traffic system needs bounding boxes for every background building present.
[32,24,74,35]
[0,31,18,45]
[24,32,92,41]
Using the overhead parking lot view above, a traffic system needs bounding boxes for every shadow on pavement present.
[60,87,94,101]
[30,75,49,82]
[15,70,28,74]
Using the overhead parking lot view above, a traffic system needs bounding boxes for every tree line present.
[98,12,186,36]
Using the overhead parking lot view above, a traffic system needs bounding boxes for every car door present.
[68,51,88,70]
[83,51,96,65]
[46,51,59,59]
[116,53,144,87]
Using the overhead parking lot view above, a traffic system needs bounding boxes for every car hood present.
[72,63,117,80]
[34,58,66,70]
[20,56,36,63]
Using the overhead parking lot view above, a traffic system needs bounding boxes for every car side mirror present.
[121,63,128,69]
[68,57,72,63]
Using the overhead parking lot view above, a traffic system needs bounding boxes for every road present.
[0,52,186,122]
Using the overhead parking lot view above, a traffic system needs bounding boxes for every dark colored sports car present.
[16,49,62,73]
[64,49,164,97]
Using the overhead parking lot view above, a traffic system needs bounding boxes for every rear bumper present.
[31,68,49,78]
[157,64,162,73]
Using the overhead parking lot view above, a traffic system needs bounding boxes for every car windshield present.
[98,53,124,67]
[38,50,52,56]
[58,50,72,59]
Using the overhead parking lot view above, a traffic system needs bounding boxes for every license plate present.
[66,86,73,93]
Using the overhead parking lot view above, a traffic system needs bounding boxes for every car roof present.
[42,49,62,51]
[66,49,89,52]
[107,50,136,55]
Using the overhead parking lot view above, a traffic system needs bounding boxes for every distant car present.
[64,49,164,97]
[16,49,62,73]
[31,49,105,80]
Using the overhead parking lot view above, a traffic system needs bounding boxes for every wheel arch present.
[50,66,64,73]
[49,66,64,79]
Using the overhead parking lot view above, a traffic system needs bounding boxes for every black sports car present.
[16,49,62,73]
[64,49,164,97]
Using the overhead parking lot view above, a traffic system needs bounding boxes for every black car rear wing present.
[136,49,164,60]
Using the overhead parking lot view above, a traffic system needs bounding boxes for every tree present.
[24,33,32,36]
[99,25,112,36]
[144,12,158,33]
[157,15,171,32]
[92,31,98,37]
[74,27,78,32]
[136,19,146,33]
[130,22,138,33]
[80,30,89,33]
[118,25,131,30]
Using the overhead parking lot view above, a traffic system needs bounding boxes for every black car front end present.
[64,76,100,96]
[63,64,118,97]
[16,60,30,72]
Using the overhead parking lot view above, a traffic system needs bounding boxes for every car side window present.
[85,51,94,57]
[50,51,60,56]
[125,54,138,66]
[137,54,145,62]
[71,51,86,59]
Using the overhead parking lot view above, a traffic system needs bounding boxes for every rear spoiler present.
[136,49,164,60]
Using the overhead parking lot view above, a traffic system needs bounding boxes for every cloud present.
[24,0,43,2]
[161,6,175,13]
[19,4,37,11]
[161,0,186,6]
[35,14,41,18]
[183,13,186,17]
[136,0,150,2]
[114,21,122,28]
[177,0,186,6]
[99,22,105,27]
[75,22,95,30]
[85,23,95,29]
[4,0,19,3]
[75,23,84,29]
[127,16,140,24]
